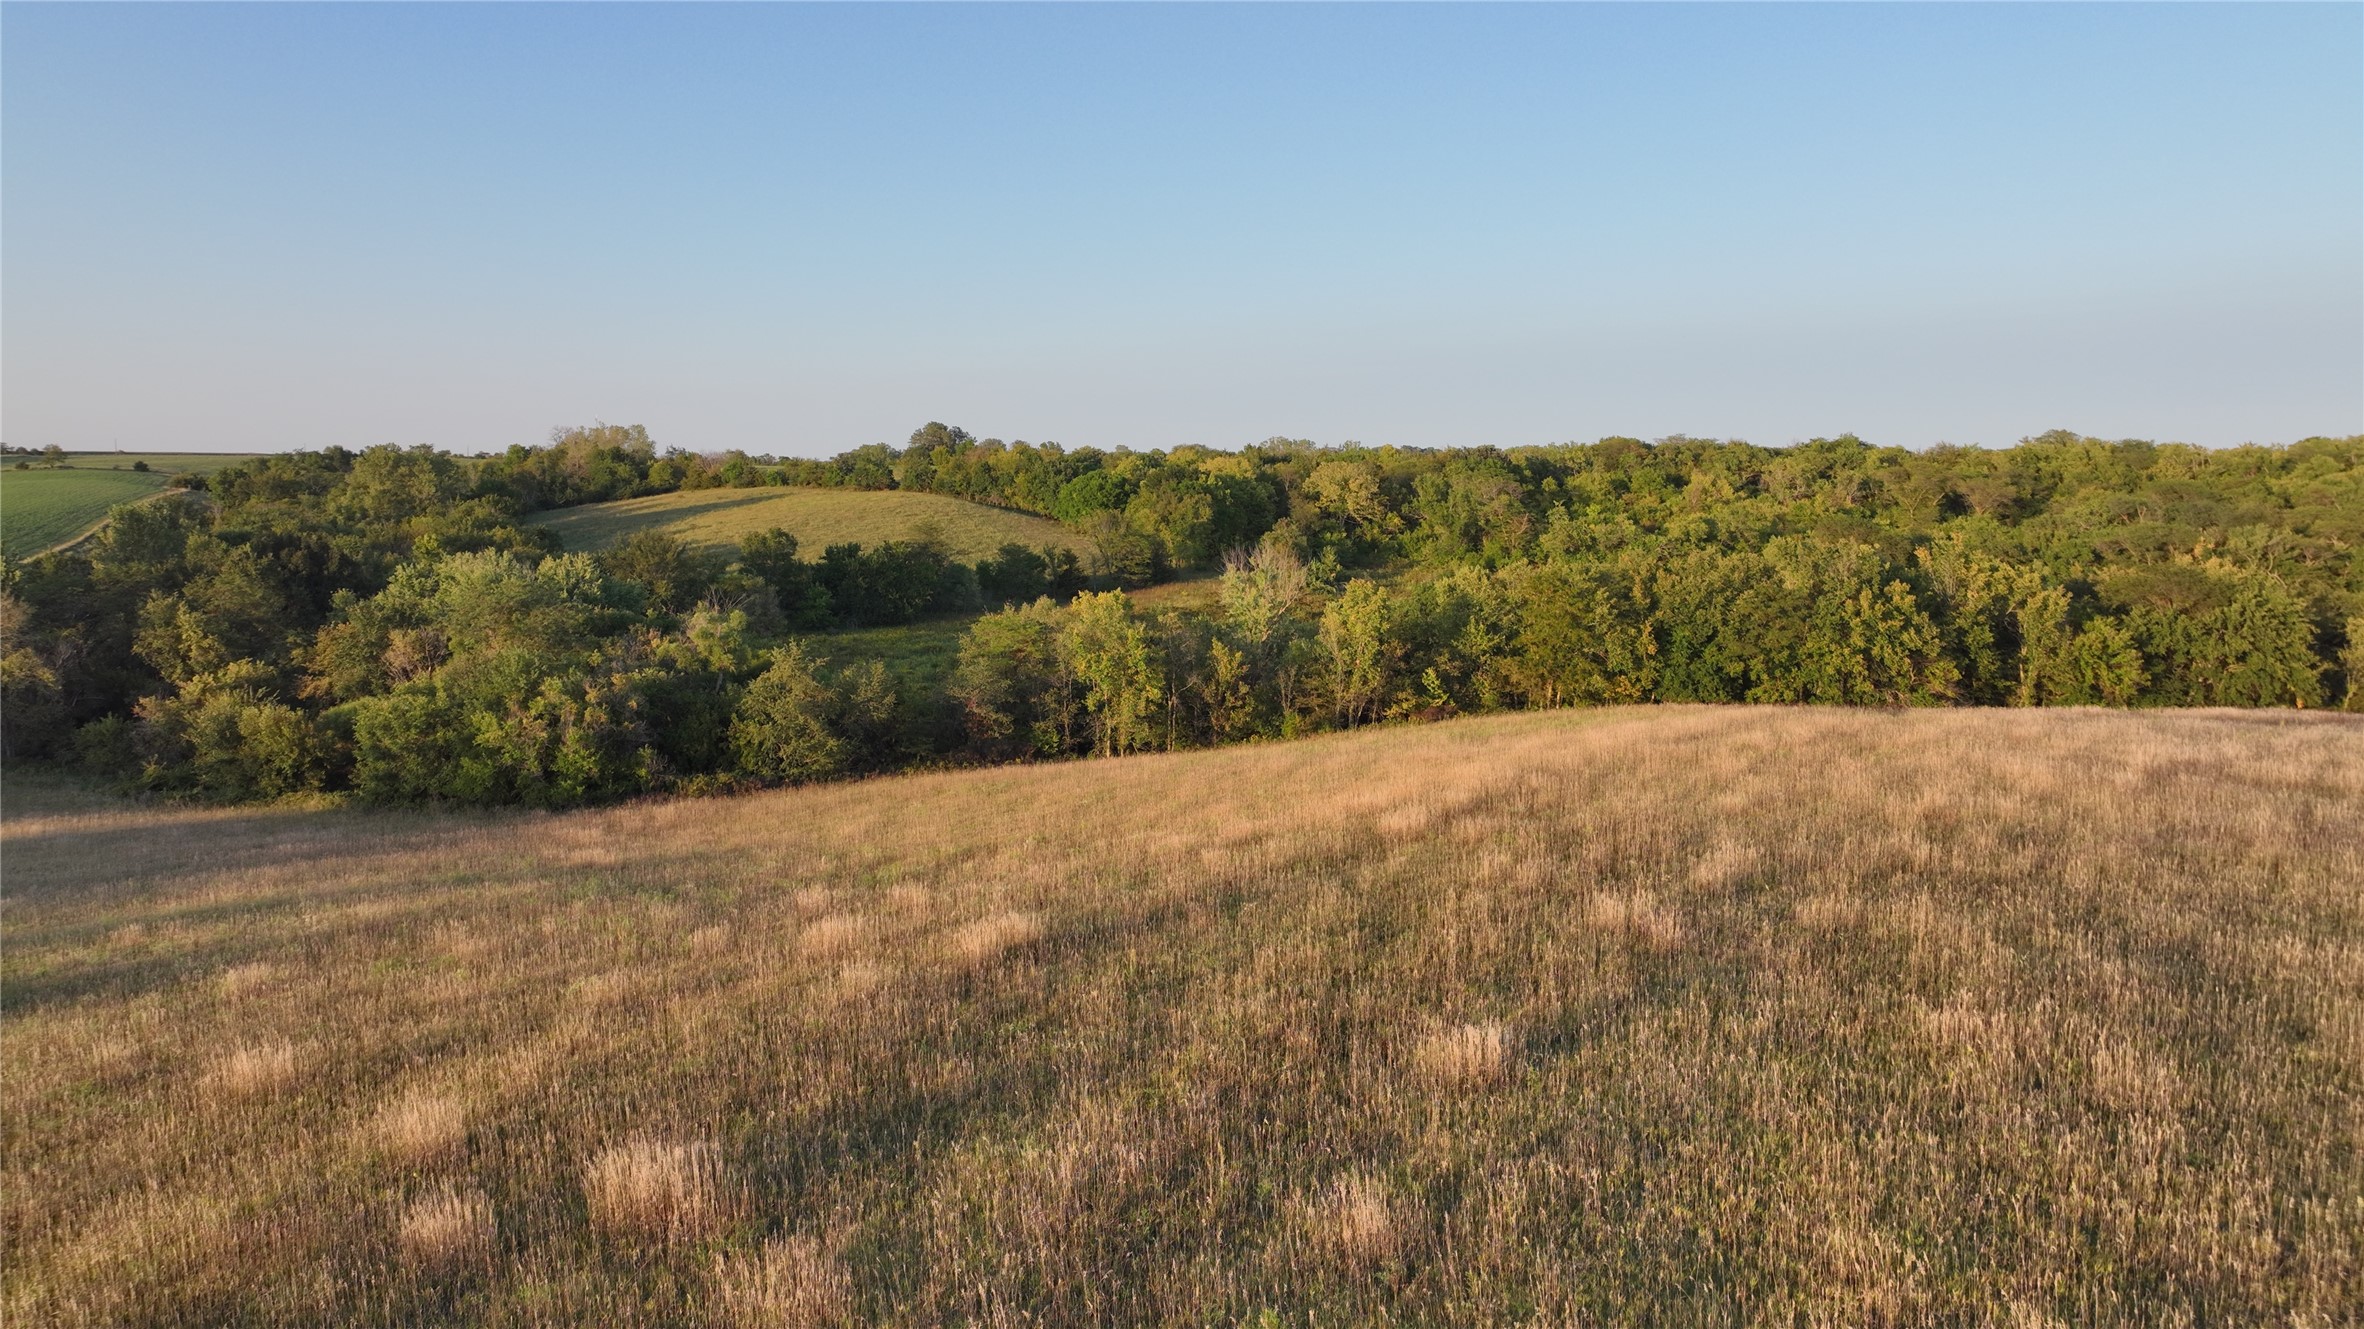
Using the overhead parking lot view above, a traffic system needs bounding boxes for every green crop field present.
[0,455,256,558]
[526,487,1086,560]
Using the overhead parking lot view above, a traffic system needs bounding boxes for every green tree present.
[2062,615,2147,706]
[336,444,469,527]
[2341,616,2364,712]
[1318,579,1396,726]
[1758,538,1955,705]
[949,598,1071,758]
[1201,637,1257,743]
[1828,579,1960,705]
[1123,471,1219,568]
[131,543,293,686]
[1298,458,1400,564]
[834,660,904,771]
[1060,591,1159,756]
[1217,541,1308,668]
[2111,560,2323,707]
[1916,536,2022,705]
[133,660,331,799]
[730,642,847,783]
[735,527,828,628]
[0,593,69,758]
[1408,457,1535,566]
[735,527,800,591]
[1506,559,1658,707]
[600,531,719,615]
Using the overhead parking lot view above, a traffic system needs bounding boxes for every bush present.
[133,661,334,799]
[731,643,846,783]
[600,531,719,615]
[949,599,1072,758]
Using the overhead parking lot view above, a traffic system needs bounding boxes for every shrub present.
[731,643,846,783]
[133,661,334,799]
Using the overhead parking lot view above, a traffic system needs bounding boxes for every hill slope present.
[524,486,1084,559]
[4,707,2359,1325]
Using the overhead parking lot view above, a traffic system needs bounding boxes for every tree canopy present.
[4,425,2356,806]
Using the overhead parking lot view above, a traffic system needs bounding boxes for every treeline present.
[1,425,2357,806]
[951,533,2333,773]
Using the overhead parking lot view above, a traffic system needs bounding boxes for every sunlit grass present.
[3,706,2359,1325]
[522,486,1083,560]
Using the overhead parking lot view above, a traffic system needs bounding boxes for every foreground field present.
[0,455,256,557]
[524,487,1084,560]
[3,708,2360,1325]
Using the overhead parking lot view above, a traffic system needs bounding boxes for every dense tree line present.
[2,425,2356,806]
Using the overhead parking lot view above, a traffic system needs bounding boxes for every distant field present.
[811,617,973,693]
[5,707,2358,1325]
[527,487,1085,560]
[1128,568,1221,613]
[0,455,254,558]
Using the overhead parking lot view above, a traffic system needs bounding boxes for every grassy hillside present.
[4,708,2359,1325]
[0,455,255,557]
[526,487,1085,560]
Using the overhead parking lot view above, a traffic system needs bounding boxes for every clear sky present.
[4,3,2358,457]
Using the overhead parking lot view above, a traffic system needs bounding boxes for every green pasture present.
[526,487,1085,561]
[0,456,252,558]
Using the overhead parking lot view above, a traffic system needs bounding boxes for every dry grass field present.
[3,707,2360,1326]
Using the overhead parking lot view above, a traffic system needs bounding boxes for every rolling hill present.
[3,706,2358,1325]
[524,487,1086,560]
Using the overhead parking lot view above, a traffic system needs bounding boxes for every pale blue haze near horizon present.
[3,2,2358,458]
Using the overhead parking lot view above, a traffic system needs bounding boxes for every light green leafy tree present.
[1060,590,1160,756]
[1319,579,1397,726]
[1201,637,1256,743]
[1835,579,1961,705]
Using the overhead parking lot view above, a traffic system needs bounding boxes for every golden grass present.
[584,1138,730,1244]
[4,707,2361,1325]
[798,913,871,959]
[1313,1173,1400,1262]
[204,1040,298,1099]
[374,1090,469,1162]
[1413,1021,1515,1086]
[216,961,277,1000]
[396,1184,493,1269]
[713,1235,854,1329]
[950,910,1042,966]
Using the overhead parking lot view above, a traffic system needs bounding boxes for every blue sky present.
[4,3,2358,456]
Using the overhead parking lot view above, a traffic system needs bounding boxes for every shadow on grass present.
[528,491,786,548]
[0,803,465,896]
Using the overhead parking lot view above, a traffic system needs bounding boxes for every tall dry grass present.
[3,707,2360,1325]
[584,1138,730,1244]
